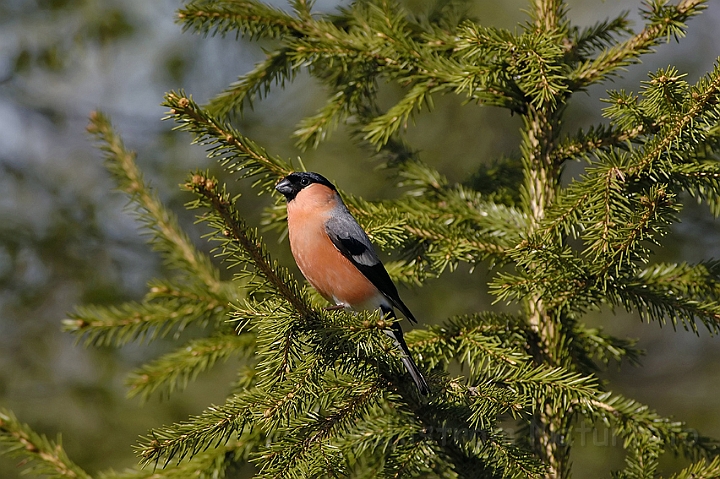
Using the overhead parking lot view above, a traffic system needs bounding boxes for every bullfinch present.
[275,172,430,395]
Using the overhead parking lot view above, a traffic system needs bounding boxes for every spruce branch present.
[388,187,524,269]
[579,392,720,460]
[629,63,720,176]
[145,278,236,309]
[456,329,529,372]
[134,365,321,467]
[478,436,546,479]
[423,392,546,478]
[0,409,92,479]
[249,305,423,428]
[570,324,643,369]
[568,13,633,60]
[491,238,604,317]
[64,298,229,347]
[362,80,439,147]
[347,417,443,477]
[11,0,720,477]
[207,48,296,118]
[531,0,565,33]
[87,111,223,295]
[184,172,309,314]
[552,124,644,164]
[346,393,503,477]
[248,299,320,388]
[570,0,707,88]
[402,221,510,272]
[669,162,720,216]
[126,333,255,401]
[184,0,523,142]
[164,92,293,193]
[99,438,259,479]
[619,431,662,479]
[253,304,422,399]
[495,247,720,340]
[491,364,597,412]
[70,113,239,349]
[669,457,720,479]
[137,392,257,468]
[177,1,303,39]
[571,267,715,346]
[543,60,720,266]
[293,85,368,151]
[393,156,450,194]
[510,32,569,108]
[410,313,598,459]
[256,382,383,479]
[636,260,720,304]
[611,277,720,334]
[409,384,546,478]
[252,356,332,429]
[411,313,531,372]
[293,93,348,151]
[136,349,388,468]
[585,183,677,273]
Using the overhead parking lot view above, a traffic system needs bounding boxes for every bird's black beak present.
[275,177,294,199]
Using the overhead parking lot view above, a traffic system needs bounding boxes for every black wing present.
[325,207,417,323]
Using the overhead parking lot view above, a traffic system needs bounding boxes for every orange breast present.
[287,185,380,308]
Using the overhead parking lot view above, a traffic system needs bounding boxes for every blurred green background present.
[1,0,719,477]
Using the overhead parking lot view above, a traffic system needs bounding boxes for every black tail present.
[400,354,430,395]
[384,314,430,395]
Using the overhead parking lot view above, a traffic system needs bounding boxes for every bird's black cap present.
[275,172,337,201]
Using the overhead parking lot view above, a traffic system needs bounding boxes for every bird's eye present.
[300,177,310,186]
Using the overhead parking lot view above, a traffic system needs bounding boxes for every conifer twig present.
[571,0,707,88]
[669,457,720,479]
[64,299,228,347]
[0,409,92,479]
[552,124,644,164]
[207,48,294,119]
[576,393,720,459]
[177,2,303,39]
[186,173,310,315]
[164,92,293,191]
[86,111,223,294]
[629,66,720,175]
[126,333,255,401]
[5,0,718,477]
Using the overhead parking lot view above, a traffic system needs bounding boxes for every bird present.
[275,171,430,395]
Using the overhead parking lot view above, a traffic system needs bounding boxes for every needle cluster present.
[3,0,720,478]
